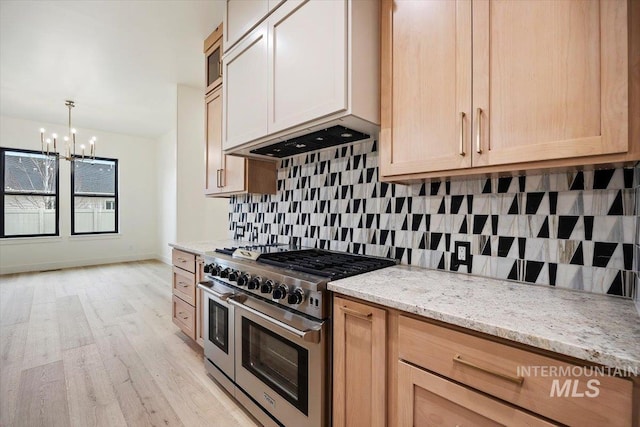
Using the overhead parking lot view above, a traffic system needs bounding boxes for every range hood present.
[221,0,380,161]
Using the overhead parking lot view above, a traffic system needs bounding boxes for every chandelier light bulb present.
[40,128,45,133]
[71,128,76,134]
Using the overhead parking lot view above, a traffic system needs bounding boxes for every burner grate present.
[257,249,396,280]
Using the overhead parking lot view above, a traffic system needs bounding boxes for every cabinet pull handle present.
[453,354,524,385]
[459,112,466,156]
[177,257,186,262]
[476,108,483,154]
[178,281,189,287]
[340,306,372,320]
[219,168,225,187]
[218,59,222,77]
[216,169,221,188]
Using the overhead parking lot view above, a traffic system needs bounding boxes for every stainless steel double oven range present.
[198,244,396,427]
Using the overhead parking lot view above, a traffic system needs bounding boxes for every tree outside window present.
[1,148,59,237]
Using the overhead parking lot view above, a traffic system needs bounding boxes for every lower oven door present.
[198,280,236,392]
[229,294,328,427]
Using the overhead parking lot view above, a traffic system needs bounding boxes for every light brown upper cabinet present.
[204,25,276,197]
[380,0,639,181]
[205,23,224,94]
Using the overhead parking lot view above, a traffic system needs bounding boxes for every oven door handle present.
[228,297,321,344]
[198,281,233,301]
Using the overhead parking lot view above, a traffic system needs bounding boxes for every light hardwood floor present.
[0,260,259,427]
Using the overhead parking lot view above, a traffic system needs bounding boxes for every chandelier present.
[39,100,96,161]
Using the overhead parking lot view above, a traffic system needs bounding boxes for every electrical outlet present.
[454,241,471,267]
[457,244,467,261]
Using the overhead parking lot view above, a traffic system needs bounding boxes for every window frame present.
[70,155,119,235]
[0,147,60,238]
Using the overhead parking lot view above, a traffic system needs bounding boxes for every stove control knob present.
[203,263,213,274]
[219,268,231,279]
[261,279,275,294]
[212,265,223,277]
[248,276,262,290]
[237,273,251,287]
[272,284,288,300]
[287,288,305,305]
[228,270,239,282]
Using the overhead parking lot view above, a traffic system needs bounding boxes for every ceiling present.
[0,0,223,139]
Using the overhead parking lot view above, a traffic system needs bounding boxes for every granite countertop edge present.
[169,239,249,256]
[328,267,640,372]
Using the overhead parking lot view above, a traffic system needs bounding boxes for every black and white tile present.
[229,140,639,298]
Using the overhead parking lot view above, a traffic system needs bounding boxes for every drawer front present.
[172,295,196,340]
[172,249,196,273]
[172,267,196,305]
[398,315,633,426]
[398,361,557,427]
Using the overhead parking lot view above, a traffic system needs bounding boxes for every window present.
[1,148,59,238]
[71,157,118,234]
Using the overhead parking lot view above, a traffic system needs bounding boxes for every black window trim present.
[1,147,60,238]
[70,155,119,235]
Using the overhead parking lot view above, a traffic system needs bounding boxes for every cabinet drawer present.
[398,360,557,427]
[172,266,196,306]
[398,315,633,426]
[172,295,196,340]
[172,249,196,273]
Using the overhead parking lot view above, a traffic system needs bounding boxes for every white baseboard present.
[157,255,172,265]
[0,253,158,275]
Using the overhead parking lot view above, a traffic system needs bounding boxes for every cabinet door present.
[380,0,472,177]
[268,0,347,133]
[224,0,269,50]
[205,88,224,195]
[472,0,628,167]
[333,297,386,427]
[397,361,557,427]
[206,87,248,196]
[223,23,268,150]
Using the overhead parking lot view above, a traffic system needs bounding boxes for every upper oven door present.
[198,280,236,381]
[229,295,328,427]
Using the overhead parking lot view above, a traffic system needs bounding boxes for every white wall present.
[156,124,177,264]
[0,115,158,274]
[175,85,229,244]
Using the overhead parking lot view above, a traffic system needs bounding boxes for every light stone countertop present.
[328,265,640,371]
[169,239,250,256]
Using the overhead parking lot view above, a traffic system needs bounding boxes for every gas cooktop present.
[215,245,395,280]
[258,249,397,280]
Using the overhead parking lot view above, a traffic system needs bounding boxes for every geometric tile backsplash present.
[230,140,639,299]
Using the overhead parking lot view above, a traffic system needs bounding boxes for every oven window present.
[208,299,228,353]
[241,317,309,415]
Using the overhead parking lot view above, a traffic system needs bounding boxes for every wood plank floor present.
[0,260,259,427]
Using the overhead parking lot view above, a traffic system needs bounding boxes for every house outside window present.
[71,157,118,234]
[1,148,59,238]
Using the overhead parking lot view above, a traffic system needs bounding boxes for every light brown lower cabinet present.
[171,249,204,346]
[332,296,386,427]
[397,360,556,426]
[333,295,639,427]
